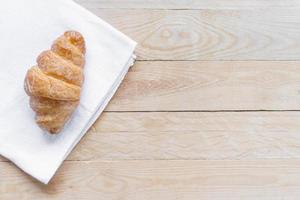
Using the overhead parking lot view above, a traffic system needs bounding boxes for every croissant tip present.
[64,30,82,35]
[64,30,86,54]
[48,129,61,134]
[42,125,63,134]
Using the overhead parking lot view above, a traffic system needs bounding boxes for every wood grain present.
[2,111,300,162]
[76,0,300,9]
[87,9,300,60]
[68,111,300,160]
[106,61,300,111]
[2,160,300,200]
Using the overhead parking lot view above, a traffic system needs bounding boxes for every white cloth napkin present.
[0,0,136,184]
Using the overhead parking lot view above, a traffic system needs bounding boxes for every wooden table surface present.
[3,0,300,199]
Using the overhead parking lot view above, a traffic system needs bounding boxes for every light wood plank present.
[67,111,300,160]
[3,111,300,162]
[107,61,300,111]
[87,9,300,60]
[76,0,300,9]
[2,160,300,199]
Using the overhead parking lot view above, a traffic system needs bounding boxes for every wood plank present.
[107,61,300,111]
[2,160,300,199]
[3,111,300,162]
[86,9,300,60]
[75,0,300,9]
[68,111,300,160]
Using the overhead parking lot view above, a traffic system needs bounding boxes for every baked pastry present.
[24,31,86,134]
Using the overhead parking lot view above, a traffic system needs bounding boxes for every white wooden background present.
[2,0,300,199]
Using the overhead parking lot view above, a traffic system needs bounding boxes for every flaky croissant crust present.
[24,31,86,134]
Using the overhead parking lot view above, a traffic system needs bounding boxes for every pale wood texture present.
[70,111,300,160]
[75,0,300,9]
[89,9,300,60]
[3,0,300,199]
[0,111,299,162]
[107,61,300,111]
[2,160,300,200]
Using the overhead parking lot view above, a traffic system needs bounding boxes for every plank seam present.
[75,7,300,11]
[136,59,300,61]
[3,158,300,163]
[104,110,300,113]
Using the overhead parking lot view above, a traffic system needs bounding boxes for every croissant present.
[24,31,86,134]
